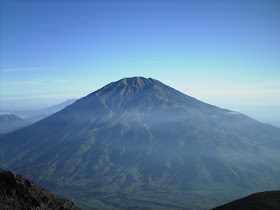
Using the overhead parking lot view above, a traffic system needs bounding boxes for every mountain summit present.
[93,77,217,111]
[1,77,280,209]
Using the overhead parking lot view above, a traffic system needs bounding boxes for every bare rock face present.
[0,169,80,210]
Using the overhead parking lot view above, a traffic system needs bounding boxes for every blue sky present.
[1,0,280,124]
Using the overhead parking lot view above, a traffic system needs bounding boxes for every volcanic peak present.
[96,77,160,96]
[115,77,158,87]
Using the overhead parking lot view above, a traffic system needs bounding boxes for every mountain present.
[37,99,78,116]
[25,114,51,124]
[0,168,80,210]
[0,99,77,134]
[212,190,280,210]
[1,77,280,209]
[0,114,29,135]
[1,99,77,120]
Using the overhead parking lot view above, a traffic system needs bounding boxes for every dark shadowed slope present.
[0,114,29,135]
[1,77,280,209]
[0,169,80,210]
[212,190,280,210]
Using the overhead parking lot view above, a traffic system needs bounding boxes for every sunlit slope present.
[1,77,280,209]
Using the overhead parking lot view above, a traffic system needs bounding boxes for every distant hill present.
[37,99,78,116]
[1,77,280,209]
[0,100,78,134]
[0,168,80,210]
[25,114,51,124]
[212,190,280,210]
[0,114,29,134]
[1,99,77,120]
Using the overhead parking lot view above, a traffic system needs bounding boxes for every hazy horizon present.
[1,77,280,128]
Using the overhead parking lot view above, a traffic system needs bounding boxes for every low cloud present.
[53,79,69,83]
[6,79,70,86]
[144,61,161,64]
[192,89,280,96]
[8,80,46,85]
[123,60,161,65]
[1,67,56,72]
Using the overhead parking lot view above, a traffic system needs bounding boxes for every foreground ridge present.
[212,190,280,210]
[0,169,80,210]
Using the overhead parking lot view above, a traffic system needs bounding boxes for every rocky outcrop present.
[0,169,80,210]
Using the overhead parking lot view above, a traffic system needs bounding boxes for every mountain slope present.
[1,77,280,209]
[0,114,29,135]
[0,168,80,210]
